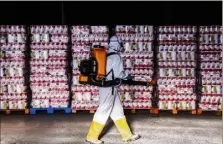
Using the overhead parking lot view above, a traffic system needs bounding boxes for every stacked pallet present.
[197,26,222,115]
[115,25,154,112]
[71,26,109,113]
[29,25,71,114]
[0,25,29,114]
[156,26,197,114]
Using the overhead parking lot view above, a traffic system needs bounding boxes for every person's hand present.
[125,74,133,80]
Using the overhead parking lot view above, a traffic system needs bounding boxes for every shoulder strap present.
[107,52,118,57]
[105,53,115,93]
[105,52,116,79]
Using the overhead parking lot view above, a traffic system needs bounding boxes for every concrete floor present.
[0,111,222,144]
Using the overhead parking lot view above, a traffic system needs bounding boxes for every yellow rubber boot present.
[86,121,105,144]
[114,117,135,141]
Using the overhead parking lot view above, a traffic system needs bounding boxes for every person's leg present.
[86,88,115,143]
[110,90,125,121]
[110,91,140,141]
[110,91,132,140]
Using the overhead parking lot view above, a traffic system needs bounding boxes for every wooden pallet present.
[0,109,29,115]
[197,109,222,115]
[30,107,72,115]
[153,108,197,115]
[124,108,154,114]
[72,109,96,114]
[150,108,159,114]
[72,108,154,114]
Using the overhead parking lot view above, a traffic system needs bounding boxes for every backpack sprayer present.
[78,45,155,87]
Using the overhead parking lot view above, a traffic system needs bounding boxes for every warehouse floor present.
[0,111,222,144]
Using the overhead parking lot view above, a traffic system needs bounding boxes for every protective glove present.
[125,74,133,81]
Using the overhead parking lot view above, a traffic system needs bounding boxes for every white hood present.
[108,35,123,53]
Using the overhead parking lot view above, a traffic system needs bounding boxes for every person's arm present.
[112,55,156,86]
[113,55,129,79]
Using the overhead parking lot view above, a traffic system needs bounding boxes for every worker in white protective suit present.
[86,35,140,144]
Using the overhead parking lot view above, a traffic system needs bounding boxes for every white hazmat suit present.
[86,36,140,144]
